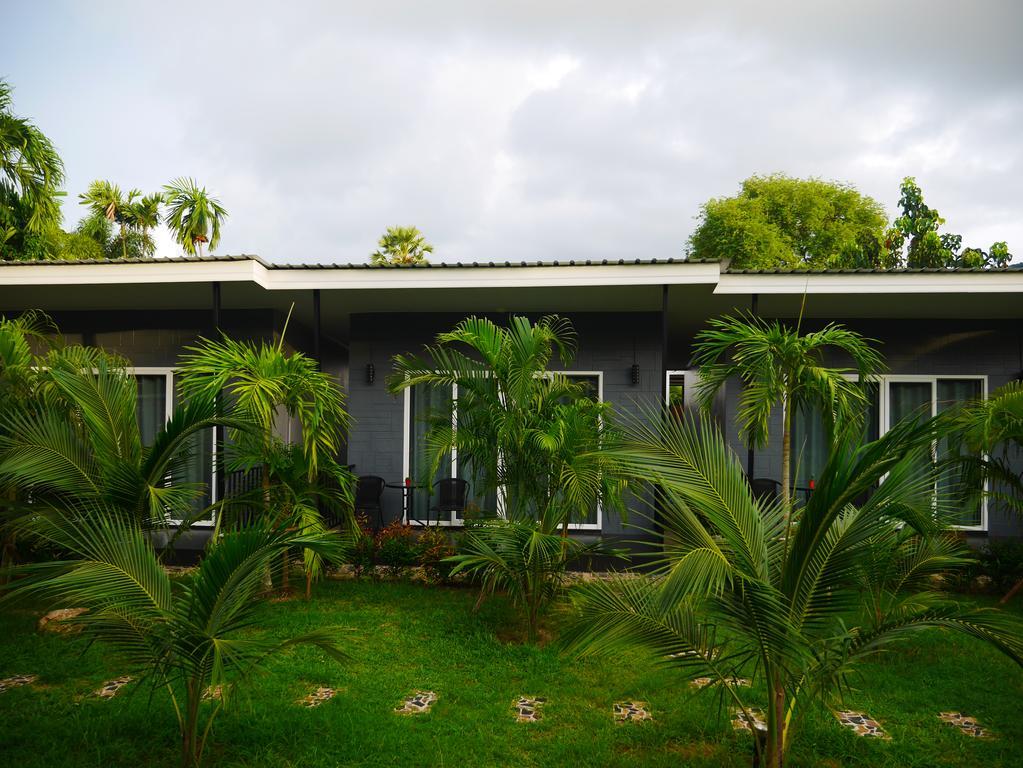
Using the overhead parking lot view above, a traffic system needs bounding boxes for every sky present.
[5,1,1022,264]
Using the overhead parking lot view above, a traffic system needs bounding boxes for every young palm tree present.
[124,191,163,255]
[389,315,626,640]
[946,381,1023,603]
[370,225,433,265]
[0,79,65,254]
[564,411,1023,768]
[0,353,239,529]
[0,511,347,768]
[693,312,884,510]
[177,323,354,593]
[163,178,227,257]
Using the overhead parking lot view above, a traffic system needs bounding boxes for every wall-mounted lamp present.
[366,362,376,384]
[630,363,640,385]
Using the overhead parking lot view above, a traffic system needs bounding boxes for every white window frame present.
[401,370,605,530]
[801,372,989,531]
[130,367,218,526]
[665,369,701,409]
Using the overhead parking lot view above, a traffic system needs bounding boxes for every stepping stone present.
[690,676,750,689]
[614,701,652,722]
[731,707,767,733]
[0,674,37,693]
[38,608,88,634]
[395,690,437,714]
[94,676,133,699]
[938,712,992,738]
[298,687,337,708]
[513,696,546,722]
[203,685,224,701]
[834,710,888,739]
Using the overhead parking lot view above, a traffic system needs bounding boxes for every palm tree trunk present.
[764,674,786,768]
[780,389,793,514]
[121,226,127,260]
[181,679,202,768]
[1000,576,1023,605]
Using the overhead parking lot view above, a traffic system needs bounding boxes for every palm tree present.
[388,315,626,640]
[0,352,240,530]
[163,178,227,257]
[177,320,354,593]
[946,381,1023,603]
[0,512,347,768]
[370,225,433,265]
[564,411,1023,768]
[0,79,65,257]
[124,191,163,256]
[78,181,138,259]
[693,312,884,511]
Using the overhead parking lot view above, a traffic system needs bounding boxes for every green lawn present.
[1,579,1021,767]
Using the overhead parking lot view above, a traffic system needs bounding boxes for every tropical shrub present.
[564,411,1023,768]
[375,521,418,576]
[416,527,456,582]
[0,513,348,768]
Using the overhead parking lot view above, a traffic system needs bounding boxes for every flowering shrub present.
[375,522,418,576]
[416,527,456,583]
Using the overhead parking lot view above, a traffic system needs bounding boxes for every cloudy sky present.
[6,1,1022,264]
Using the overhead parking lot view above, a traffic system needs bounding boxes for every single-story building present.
[1,255,1020,553]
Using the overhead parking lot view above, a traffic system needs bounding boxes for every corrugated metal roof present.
[0,254,268,267]
[724,266,1017,274]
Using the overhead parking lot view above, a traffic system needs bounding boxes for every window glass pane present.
[173,375,214,515]
[793,403,827,491]
[667,373,685,419]
[937,379,983,527]
[409,383,453,523]
[136,375,166,445]
[888,381,933,427]
[566,373,600,526]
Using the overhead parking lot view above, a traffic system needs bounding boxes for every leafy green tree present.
[0,79,65,260]
[163,178,228,257]
[388,315,625,641]
[0,513,347,768]
[564,413,1023,768]
[78,180,136,259]
[370,225,433,265]
[693,313,884,511]
[687,175,892,270]
[889,177,1012,269]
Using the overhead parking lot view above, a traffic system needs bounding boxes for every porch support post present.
[312,288,322,368]
[212,281,225,505]
[747,292,758,478]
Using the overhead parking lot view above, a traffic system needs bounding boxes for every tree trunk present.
[763,676,786,768]
[1000,576,1023,605]
[780,390,792,515]
[181,680,201,768]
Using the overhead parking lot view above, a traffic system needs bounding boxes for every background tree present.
[0,79,65,260]
[693,313,884,511]
[163,178,227,257]
[687,175,892,270]
[370,225,433,265]
[889,177,1012,269]
[565,413,1023,768]
[78,181,160,259]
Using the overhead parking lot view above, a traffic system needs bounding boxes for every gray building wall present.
[346,312,663,536]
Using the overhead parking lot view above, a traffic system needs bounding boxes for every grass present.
[1,579,1021,767]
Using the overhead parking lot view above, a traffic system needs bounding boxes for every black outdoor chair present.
[428,478,469,524]
[355,475,386,530]
[750,477,781,505]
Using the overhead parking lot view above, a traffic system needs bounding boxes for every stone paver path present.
[731,707,767,733]
[614,701,652,722]
[395,690,437,714]
[38,608,87,633]
[513,696,546,722]
[0,674,37,693]
[94,676,133,699]
[299,687,337,708]
[938,712,992,738]
[834,710,888,739]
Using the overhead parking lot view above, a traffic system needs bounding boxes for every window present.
[792,375,986,530]
[402,371,604,529]
[131,368,216,524]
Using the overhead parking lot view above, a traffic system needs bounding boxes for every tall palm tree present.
[177,320,354,593]
[564,411,1023,768]
[370,225,433,265]
[124,191,163,255]
[0,79,65,256]
[0,512,347,768]
[163,178,228,257]
[78,180,139,259]
[693,312,884,510]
